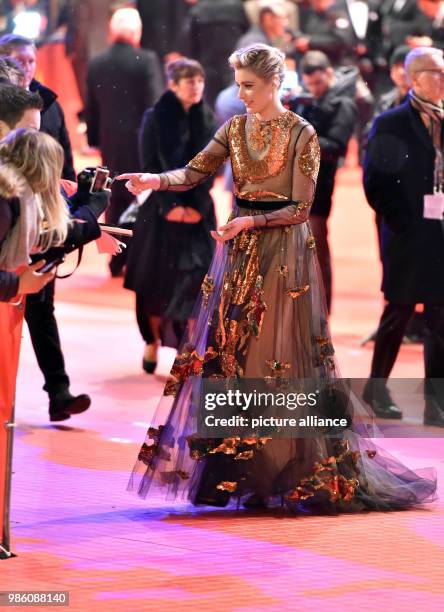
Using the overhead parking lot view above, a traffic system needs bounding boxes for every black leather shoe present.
[142,359,157,374]
[49,392,91,422]
[363,381,403,419]
[424,398,444,427]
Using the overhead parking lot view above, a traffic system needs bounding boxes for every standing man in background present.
[86,7,163,277]
[364,47,444,426]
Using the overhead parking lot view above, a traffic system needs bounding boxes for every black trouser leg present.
[369,302,415,378]
[423,304,444,379]
[25,279,70,397]
[310,216,332,313]
[422,305,444,420]
[135,294,155,344]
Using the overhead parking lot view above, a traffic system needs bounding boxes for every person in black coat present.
[124,58,216,372]
[86,8,163,185]
[86,7,163,276]
[290,51,357,313]
[363,46,444,426]
[0,83,109,421]
[0,33,76,181]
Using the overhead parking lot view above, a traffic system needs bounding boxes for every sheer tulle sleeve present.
[253,125,320,228]
[158,121,230,192]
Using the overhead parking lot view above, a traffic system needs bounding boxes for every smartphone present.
[90,166,112,193]
[38,257,65,273]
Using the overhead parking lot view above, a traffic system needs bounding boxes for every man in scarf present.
[363,46,444,426]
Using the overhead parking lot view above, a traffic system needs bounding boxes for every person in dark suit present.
[124,58,216,372]
[86,7,163,276]
[291,51,357,313]
[363,46,444,426]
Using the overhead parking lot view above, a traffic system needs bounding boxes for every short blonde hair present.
[229,43,286,85]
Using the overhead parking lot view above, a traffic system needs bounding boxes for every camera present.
[77,166,113,195]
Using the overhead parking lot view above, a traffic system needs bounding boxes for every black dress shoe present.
[49,392,91,422]
[424,398,444,427]
[363,381,403,419]
[142,359,157,374]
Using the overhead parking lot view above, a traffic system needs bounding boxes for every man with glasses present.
[363,46,444,426]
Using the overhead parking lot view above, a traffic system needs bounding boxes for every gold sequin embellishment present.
[187,151,227,175]
[286,285,310,299]
[298,133,321,184]
[201,274,215,308]
[229,112,300,190]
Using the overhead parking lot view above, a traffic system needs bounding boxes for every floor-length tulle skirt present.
[128,206,437,513]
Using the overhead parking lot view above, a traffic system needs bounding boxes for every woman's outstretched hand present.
[116,173,161,195]
[210,216,253,242]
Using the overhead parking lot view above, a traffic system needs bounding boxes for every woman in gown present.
[117,44,437,512]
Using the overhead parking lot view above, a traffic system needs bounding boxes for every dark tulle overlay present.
[128,111,437,513]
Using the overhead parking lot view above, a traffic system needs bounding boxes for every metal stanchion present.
[0,408,16,559]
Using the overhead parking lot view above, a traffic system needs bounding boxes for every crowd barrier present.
[0,299,24,558]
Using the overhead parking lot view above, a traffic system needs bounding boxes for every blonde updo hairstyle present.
[228,43,286,86]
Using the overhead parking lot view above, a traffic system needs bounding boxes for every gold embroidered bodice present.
[157,110,320,228]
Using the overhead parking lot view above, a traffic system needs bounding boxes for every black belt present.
[235,197,293,211]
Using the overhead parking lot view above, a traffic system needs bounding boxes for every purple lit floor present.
[3,170,444,611]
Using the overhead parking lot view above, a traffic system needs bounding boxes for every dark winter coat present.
[86,42,163,174]
[364,100,444,303]
[124,90,216,320]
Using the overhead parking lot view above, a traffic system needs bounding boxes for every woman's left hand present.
[210,216,253,242]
